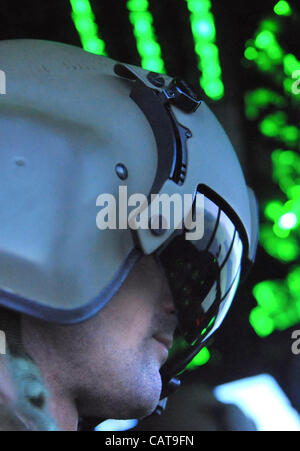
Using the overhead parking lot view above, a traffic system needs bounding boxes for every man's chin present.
[78,371,162,420]
[121,379,162,420]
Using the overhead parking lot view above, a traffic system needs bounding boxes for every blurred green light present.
[245,89,286,120]
[246,2,300,339]
[253,283,282,313]
[141,58,164,73]
[197,42,219,59]
[70,0,92,14]
[82,38,106,55]
[186,0,211,14]
[185,347,210,370]
[255,30,275,49]
[201,62,222,78]
[192,16,216,40]
[276,240,299,261]
[127,1,165,73]
[283,54,300,76]
[251,276,300,337]
[278,213,297,231]
[186,0,224,100]
[273,223,290,238]
[279,126,299,144]
[264,200,283,221]
[274,0,292,16]
[201,77,224,100]
[244,47,258,61]
[137,40,160,56]
[249,306,275,337]
[73,16,97,34]
[127,0,149,11]
[287,267,300,295]
[288,185,300,200]
[260,225,299,262]
[260,119,277,137]
[70,0,107,55]
[260,18,281,33]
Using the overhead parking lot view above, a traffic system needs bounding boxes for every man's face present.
[23,254,177,420]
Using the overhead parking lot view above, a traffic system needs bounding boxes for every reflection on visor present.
[157,197,244,348]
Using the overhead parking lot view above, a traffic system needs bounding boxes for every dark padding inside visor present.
[157,196,244,348]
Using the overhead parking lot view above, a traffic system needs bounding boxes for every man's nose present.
[160,271,177,319]
[163,285,176,315]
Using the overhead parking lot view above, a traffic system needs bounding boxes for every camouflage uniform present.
[0,309,58,431]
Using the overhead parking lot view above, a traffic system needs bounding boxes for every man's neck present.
[45,372,78,431]
[21,323,79,431]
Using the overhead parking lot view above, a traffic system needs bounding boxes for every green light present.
[137,40,160,56]
[283,77,300,98]
[273,223,290,238]
[274,0,292,16]
[260,225,299,262]
[283,54,300,76]
[207,316,216,328]
[127,0,149,11]
[251,276,300,337]
[70,0,107,55]
[255,30,275,49]
[141,58,164,73]
[264,200,283,221]
[253,282,282,312]
[256,52,273,72]
[287,267,300,295]
[272,150,300,196]
[200,77,224,100]
[196,42,218,59]
[244,47,258,61]
[186,0,224,100]
[185,347,210,370]
[288,185,300,200]
[191,16,216,41]
[245,89,286,120]
[260,18,281,33]
[200,62,222,78]
[81,38,105,55]
[276,240,299,261]
[260,117,279,137]
[73,16,97,34]
[246,3,300,339]
[249,306,275,337]
[127,2,165,73]
[186,0,211,14]
[134,17,152,35]
[259,112,290,139]
[70,0,92,14]
[279,126,299,145]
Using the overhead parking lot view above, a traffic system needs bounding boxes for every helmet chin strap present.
[153,339,208,415]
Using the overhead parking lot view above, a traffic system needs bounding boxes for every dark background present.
[1,0,300,428]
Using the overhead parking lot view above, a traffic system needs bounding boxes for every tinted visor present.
[157,194,243,352]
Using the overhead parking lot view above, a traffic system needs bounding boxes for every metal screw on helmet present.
[115,163,128,180]
[147,71,165,88]
[164,78,201,113]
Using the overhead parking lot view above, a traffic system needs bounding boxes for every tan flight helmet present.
[0,39,259,398]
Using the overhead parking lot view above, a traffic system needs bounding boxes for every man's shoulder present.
[0,356,28,431]
[0,401,29,431]
[0,354,59,431]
